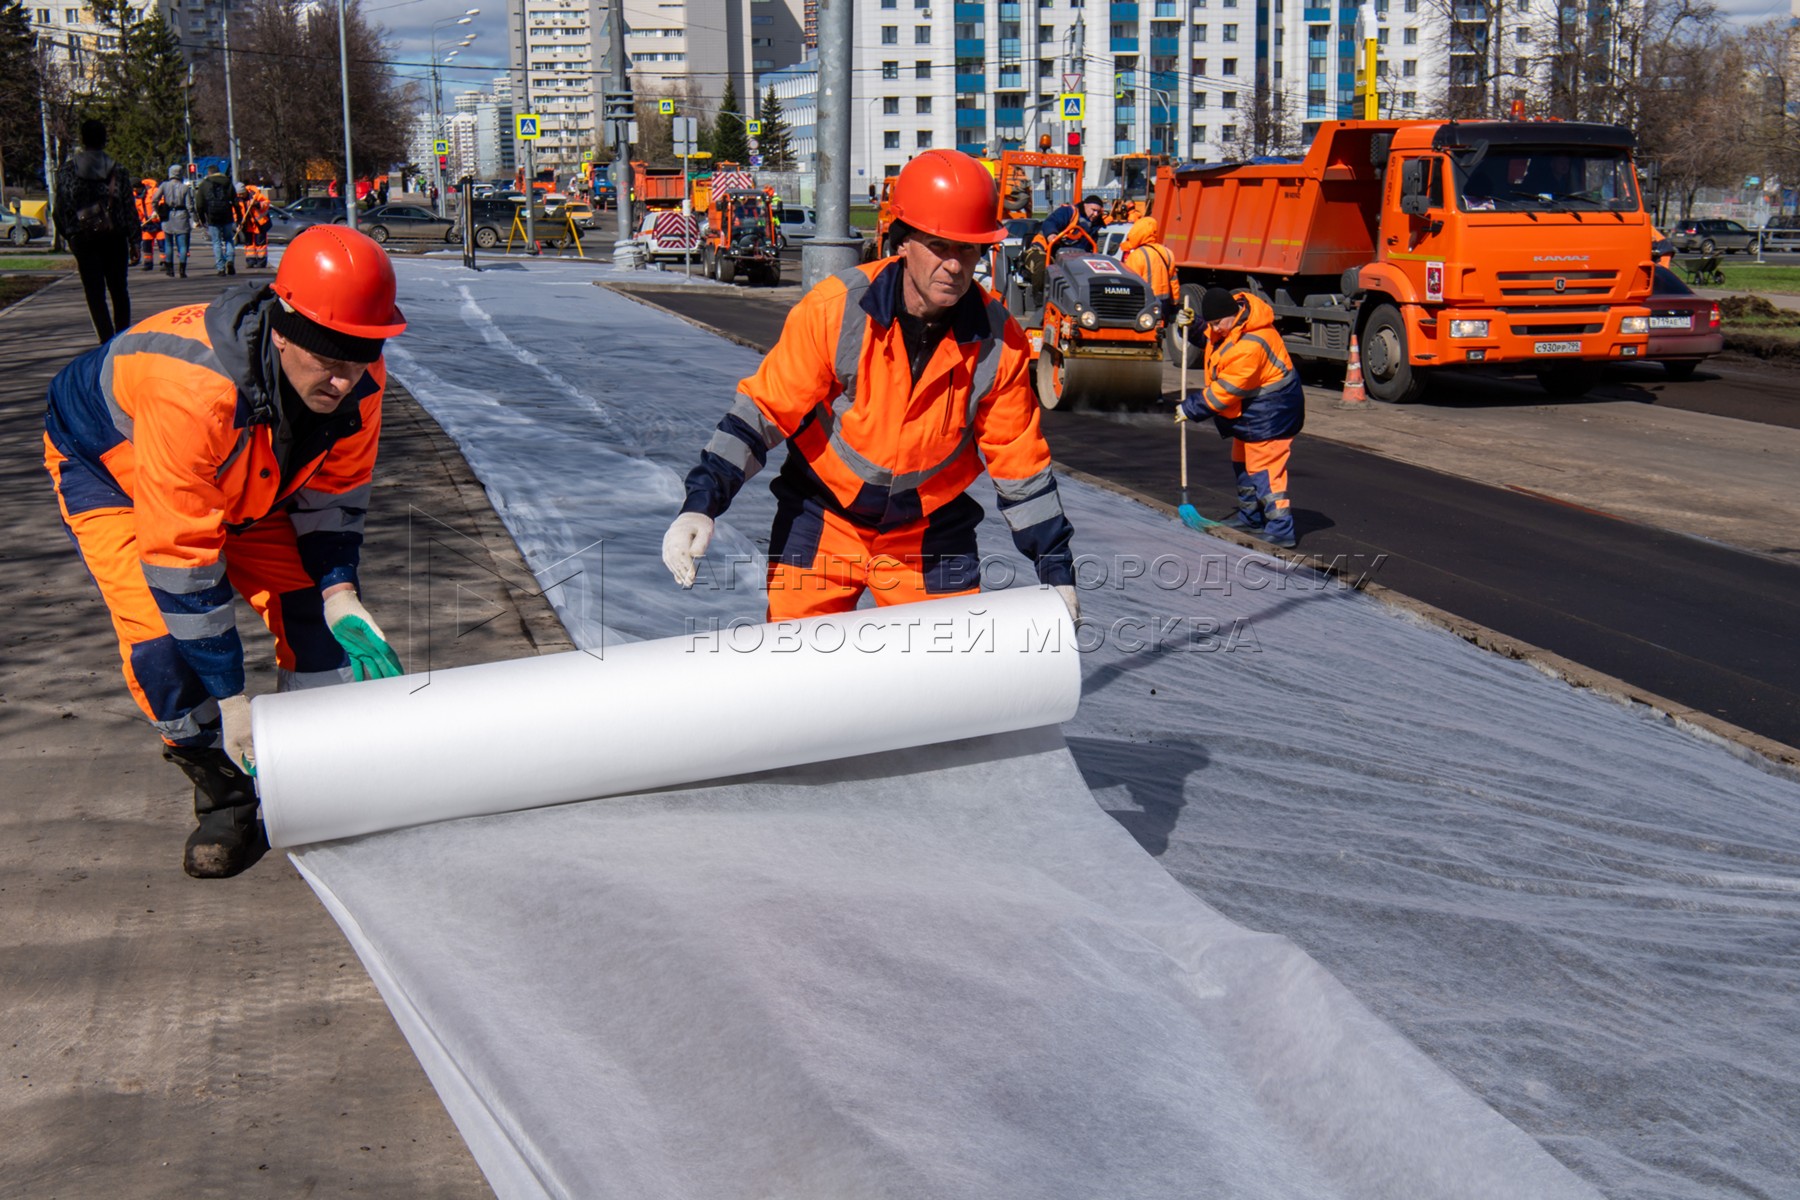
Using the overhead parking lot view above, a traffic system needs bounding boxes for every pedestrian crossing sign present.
[746,119,762,136]
[516,113,541,140]
[1058,94,1084,121]
[658,99,675,115]
[433,138,449,155]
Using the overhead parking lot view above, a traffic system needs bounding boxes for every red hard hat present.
[272,225,407,338]
[888,149,1004,245]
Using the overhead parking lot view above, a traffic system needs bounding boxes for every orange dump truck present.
[630,161,687,212]
[1152,119,1656,401]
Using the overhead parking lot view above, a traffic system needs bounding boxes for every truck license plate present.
[1649,316,1692,330]
[1533,340,1582,355]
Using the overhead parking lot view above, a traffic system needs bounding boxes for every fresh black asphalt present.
[619,284,1800,750]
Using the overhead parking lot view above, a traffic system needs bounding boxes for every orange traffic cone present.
[1337,332,1368,408]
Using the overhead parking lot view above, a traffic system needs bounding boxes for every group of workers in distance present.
[44,149,1300,882]
[129,170,272,278]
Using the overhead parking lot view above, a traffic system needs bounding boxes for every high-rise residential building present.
[1272,0,1446,144]
[849,1,1227,191]
[504,0,806,169]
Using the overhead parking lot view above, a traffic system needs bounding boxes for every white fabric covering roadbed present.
[287,258,1799,1199]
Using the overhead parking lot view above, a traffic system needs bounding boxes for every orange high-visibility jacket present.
[44,289,384,697]
[683,258,1074,585]
[1180,291,1306,443]
[1120,217,1177,307]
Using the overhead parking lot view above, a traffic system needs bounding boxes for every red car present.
[1647,265,1723,380]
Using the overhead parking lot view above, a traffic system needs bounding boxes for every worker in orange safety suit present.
[1177,287,1306,549]
[1119,216,1179,321]
[663,149,1078,622]
[239,184,272,269]
[135,178,164,273]
[43,226,408,878]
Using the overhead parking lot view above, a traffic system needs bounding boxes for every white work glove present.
[1174,305,1195,329]
[1173,405,1189,424]
[1054,584,1080,622]
[324,589,404,681]
[219,693,255,776]
[662,512,714,589]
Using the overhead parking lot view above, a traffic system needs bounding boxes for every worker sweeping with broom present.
[1177,287,1305,549]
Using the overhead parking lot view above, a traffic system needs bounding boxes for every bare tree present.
[1235,81,1296,158]
[189,0,417,197]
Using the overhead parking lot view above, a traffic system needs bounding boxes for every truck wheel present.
[702,246,715,278]
[1536,363,1603,398]
[1360,304,1426,404]
[719,255,736,285]
[765,260,781,286]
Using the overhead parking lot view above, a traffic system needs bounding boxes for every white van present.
[772,202,817,249]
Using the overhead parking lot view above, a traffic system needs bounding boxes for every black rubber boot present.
[178,263,187,278]
[163,745,268,879]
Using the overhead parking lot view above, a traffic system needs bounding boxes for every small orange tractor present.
[702,177,781,286]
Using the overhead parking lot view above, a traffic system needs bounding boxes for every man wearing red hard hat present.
[664,149,1077,620]
[43,225,408,878]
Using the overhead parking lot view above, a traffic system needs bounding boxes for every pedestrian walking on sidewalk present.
[1177,287,1307,549]
[155,163,194,277]
[42,226,409,878]
[196,162,238,275]
[53,119,140,343]
[663,149,1079,622]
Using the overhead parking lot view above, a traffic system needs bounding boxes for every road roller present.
[1031,253,1166,410]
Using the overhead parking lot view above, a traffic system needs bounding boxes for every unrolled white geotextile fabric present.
[256,589,1080,847]
[286,258,1800,1199]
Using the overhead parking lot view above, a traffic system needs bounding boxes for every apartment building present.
[851,0,1237,191]
[454,84,519,178]
[1269,0,1448,143]
[28,0,186,78]
[505,0,806,170]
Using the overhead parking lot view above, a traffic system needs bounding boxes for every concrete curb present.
[1056,463,1800,780]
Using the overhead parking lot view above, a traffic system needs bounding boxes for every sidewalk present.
[0,271,566,1196]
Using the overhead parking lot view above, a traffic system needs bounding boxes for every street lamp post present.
[430,12,479,217]
[337,0,357,231]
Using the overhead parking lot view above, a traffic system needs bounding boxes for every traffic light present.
[604,90,634,121]
[1067,131,1082,151]
[438,154,448,169]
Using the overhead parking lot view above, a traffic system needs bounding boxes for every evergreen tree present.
[758,86,793,171]
[0,0,44,191]
[713,78,748,166]
[92,8,189,179]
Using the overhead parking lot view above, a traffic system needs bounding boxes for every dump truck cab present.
[1365,121,1654,399]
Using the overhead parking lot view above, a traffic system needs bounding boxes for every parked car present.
[459,198,567,249]
[1,208,48,245]
[1760,214,1800,252]
[350,203,457,245]
[771,202,818,249]
[1645,265,1723,380]
[1669,218,1756,255]
[269,196,348,242]
[542,194,595,230]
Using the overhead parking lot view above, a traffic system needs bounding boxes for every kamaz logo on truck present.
[1533,255,1590,262]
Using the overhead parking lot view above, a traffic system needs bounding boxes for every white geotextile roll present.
[254,587,1080,848]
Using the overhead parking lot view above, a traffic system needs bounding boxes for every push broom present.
[1175,302,1214,531]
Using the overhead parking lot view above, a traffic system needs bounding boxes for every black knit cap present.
[268,298,385,364]
[1081,194,1103,208]
[1199,287,1240,322]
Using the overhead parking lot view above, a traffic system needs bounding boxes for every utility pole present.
[801,0,860,289]
[222,4,240,184]
[184,63,194,176]
[337,0,357,231]
[607,0,632,260]
[518,0,536,252]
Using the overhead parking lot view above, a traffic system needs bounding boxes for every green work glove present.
[219,693,256,776]
[323,589,404,681]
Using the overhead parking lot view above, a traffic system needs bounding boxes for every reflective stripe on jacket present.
[1180,291,1306,443]
[44,287,383,697]
[683,257,1075,586]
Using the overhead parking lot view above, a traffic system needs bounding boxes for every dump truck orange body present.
[1151,119,1656,401]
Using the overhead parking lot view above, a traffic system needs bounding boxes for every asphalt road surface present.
[619,283,1800,750]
